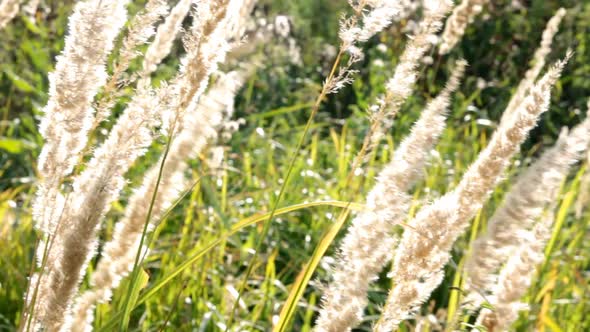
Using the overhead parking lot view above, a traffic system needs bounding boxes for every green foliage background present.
[1,0,589,331]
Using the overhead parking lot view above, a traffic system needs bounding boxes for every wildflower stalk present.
[374,58,567,331]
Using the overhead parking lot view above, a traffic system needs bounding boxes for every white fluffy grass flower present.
[29,1,240,330]
[315,60,466,332]
[468,116,590,330]
[374,58,567,331]
[67,71,245,331]
[463,115,590,310]
[439,0,490,54]
[371,0,453,146]
[501,8,566,123]
[142,0,194,76]
[33,0,129,237]
[28,0,130,329]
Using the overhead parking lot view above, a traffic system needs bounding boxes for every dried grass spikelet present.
[501,8,566,124]
[474,210,554,332]
[472,116,590,331]
[28,0,129,329]
[340,0,401,47]
[369,0,453,149]
[35,84,160,332]
[117,0,170,77]
[67,71,245,331]
[142,0,194,76]
[94,0,170,124]
[315,60,466,332]
[439,0,490,54]
[33,0,129,239]
[374,59,567,331]
[0,0,22,29]
[31,1,239,330]
[463,115,590,311]
[163,0,234,128]
[328,0,402,94]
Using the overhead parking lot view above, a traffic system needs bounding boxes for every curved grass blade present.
[97,200,363,331]
[273,208,351,332]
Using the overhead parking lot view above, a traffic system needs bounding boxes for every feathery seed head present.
[316,60,466,332]
[142,0,195,76]
[466,113,590,317]
[0,0,22,29]
[375,57,567,332]
[439,0,490,54]
[502,8,567,122]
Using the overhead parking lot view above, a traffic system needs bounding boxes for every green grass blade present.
[97,200,361,331]
[273,208,351,332]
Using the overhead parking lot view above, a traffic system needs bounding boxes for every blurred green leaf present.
[21,16,44,36]
[2,69,35,93]
[0,138,32,154]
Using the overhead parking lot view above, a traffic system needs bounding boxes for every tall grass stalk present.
[375,58,568,331]
[226,0,402,328]
[92,0,169,126]
[70,71,245,331]
[463,115,590,311]
[315,60,465,332]
[26,0,130,329]
[466,115,590,329]
[439,0,490,54]
[501,7,566,123]
[118,1,240,329]
[348,0,453,180]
